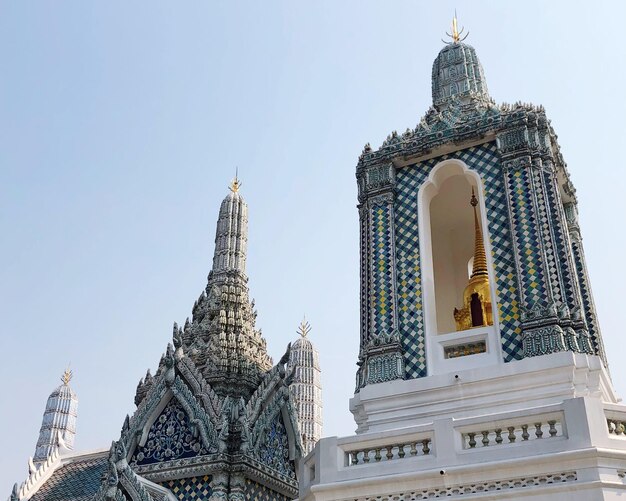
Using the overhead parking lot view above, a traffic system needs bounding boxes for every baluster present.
[422,439,430,455]
[507,426,516,443]
[398,444,406,458]
[386,446,394,460]
[618,421,625,435]
[521,424,529,441]
[481,431,490,447]
[363,449,370,463]
[548,420,557,437]
[495,428,503,444]
[468,432,476,448]
[350,451,358,465]
[410,442,418,456]
[534,423,543,438]
[374,448,382,462]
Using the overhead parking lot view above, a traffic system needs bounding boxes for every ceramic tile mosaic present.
[395,142,523,379]
[244,479,292,501]
[370,203,396,336]
[159,475,212,501]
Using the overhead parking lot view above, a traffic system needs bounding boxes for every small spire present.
[229,167,241,193]
[297,316,312,338]
[470,188,488,278]
[61,367,73,386]
[444,11,469,44]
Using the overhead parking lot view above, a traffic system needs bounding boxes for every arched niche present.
[418,159,502,375]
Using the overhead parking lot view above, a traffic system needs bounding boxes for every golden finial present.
[229,167,241,193]
[297,316,312,338]
[61,367,73,386]
[444,11,469,44]
[470,187,478,207]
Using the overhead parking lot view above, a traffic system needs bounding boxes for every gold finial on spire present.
[444,10,469,44]
[452,187,493,331]
[229,167,241,193]
[297,316,312,338]
[470,187,488,278]
[61,367,73,386]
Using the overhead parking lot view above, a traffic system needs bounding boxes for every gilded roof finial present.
[297,316,312,338]
[61,367,73,386]
[444,11,469,44]
[229,167,241,193]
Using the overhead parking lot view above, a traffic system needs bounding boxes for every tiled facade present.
[355,40,606,388]
[395,143,523,379]
[159,476,212,501]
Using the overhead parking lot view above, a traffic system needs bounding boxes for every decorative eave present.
[357,100,550,170]
[356,99,577,205]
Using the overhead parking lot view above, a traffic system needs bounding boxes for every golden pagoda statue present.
[453,189,493,331]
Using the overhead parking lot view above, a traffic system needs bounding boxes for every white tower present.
[32,369,78,466]
[298,19,626,500]
[288,318,322,455]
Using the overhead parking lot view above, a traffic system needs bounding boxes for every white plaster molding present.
[350,352,618,434]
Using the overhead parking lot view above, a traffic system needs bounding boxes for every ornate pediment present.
[130,398,210,466]
[121,345,222,467]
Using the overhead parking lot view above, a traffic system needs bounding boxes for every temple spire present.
[32,369,78,466]
[180,178,273,398]
[211,177,248,276]
[470,188,488,278]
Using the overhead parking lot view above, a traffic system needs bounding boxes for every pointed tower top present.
[229,168,241,193]
[432,14,489,110]
[33,370,78,465]
[61,367,73,386]
[444,11,469,44]
[297,316,312,338]
[470,188,489,279]
[211,177,249,275]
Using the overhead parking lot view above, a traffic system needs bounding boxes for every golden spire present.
[297,316,312,338]
[444,11,469,44]
[61,367,73,386]
[470,188,488,278]
[229,167,241,193]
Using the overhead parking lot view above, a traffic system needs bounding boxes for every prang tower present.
[9,180,306,501]
[288,318,323,455]
[299,21,626,501]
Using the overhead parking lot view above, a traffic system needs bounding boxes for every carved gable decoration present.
[130,399,208,466]
[257,413,295,479]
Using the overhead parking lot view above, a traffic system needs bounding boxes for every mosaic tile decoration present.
[395,142,523,379]
[543,169,576,308]
[504,167,547,306]
[532,168,563,306]
[571,239,604,359]
[370,202,395,336]
[244,478,292,501]
[159,475,212,501]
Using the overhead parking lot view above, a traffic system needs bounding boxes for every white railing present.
[346,438,433,466]
[461,418,563,449]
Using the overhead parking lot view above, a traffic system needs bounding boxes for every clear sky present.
[2,0,626,493]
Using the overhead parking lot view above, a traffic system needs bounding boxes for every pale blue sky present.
[2,1,626,493]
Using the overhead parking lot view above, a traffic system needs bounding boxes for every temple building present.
[9,180,322,501]
[9,17,626,501]
[298,19,626,500]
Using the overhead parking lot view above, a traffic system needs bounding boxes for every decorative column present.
[355,158,404,389]
[497,116,592,358]
[564,201,608,366]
